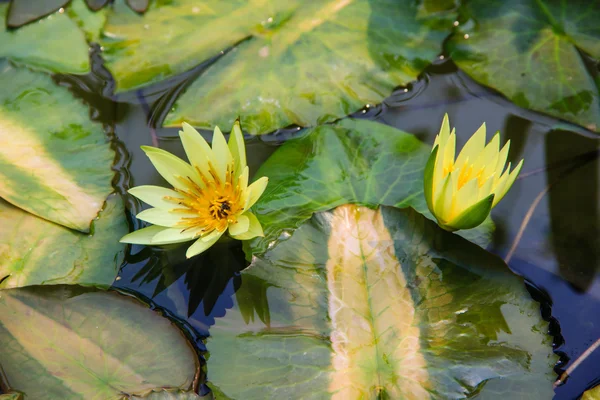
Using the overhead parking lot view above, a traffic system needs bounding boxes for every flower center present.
[167,162,244,237]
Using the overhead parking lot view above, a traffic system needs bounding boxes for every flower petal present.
[231,212,264,240]
[179,122,214,179]
[141,146,199,190]
[446,194,494,231]
[244,176,269,210]
[453,177,479,218]
[186,232,222,258]
[120,225,166,244]
[136,208,194,227]
[455,122,486,169]
[128,185,182,210]
[228,119,247,179]
[423,145,438,214]
[211,126,232,183]
[229,214,250,236]
[202,228,223,243]
[493,159,523,207]
[434,172,454,223]
[151,227,201,245]
[238,166,249,194]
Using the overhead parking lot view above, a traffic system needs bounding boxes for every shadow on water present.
[53,37,600,398]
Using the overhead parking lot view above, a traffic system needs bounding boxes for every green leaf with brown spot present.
[101,0,455,134]
[447,0,600,132]
[208,205,556,399]
[0,194,127,290]
[0,4,90,74]
[0,61,115,232]
[0,285,199,400]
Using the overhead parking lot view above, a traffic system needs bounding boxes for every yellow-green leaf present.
[0,194,127,290]
[0,285,199,399]
[0,62,115,232]
[0,4,90,74]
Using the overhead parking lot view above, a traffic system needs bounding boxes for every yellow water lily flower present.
[424,114,523,231]
[120,121,268,258]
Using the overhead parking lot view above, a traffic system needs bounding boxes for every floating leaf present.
[0,4,89,74]
[67,0,108,43]
[247,118,493,256]
[0,285,199,399]
[5,0,69,28]
[0,393,23,400]
[447,0,600,132]
[0,194,127,290]
[207,205,556,399]
[101,0,455,134]
[0,62,115,231]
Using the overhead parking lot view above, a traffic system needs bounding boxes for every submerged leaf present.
[0,4,90,74]
[247,118,493,256]
[447,0,600,132]
[101,0,455,134]
[0,285,199,399]
[207,205,556,399]
[0,194,127,290]
[131,389,205,399]
[0,62,115,231]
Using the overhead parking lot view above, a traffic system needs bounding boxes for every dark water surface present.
[51,51,600,399]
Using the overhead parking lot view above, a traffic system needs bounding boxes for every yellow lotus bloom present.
[120,121,268,258]
[424,114,523,231]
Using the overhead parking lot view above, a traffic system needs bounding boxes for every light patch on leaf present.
[326,205,429,399]
[0,62,115,232]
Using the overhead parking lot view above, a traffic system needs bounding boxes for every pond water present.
[81,57,599,399]
[1,1,600,399]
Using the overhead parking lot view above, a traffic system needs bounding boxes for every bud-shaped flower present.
[424,114,523,231]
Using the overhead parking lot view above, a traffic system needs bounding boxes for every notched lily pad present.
[0,285,200,399]
[207,205,556,399]
[0,194,128,290]
[101,0,455,134]
[0,61,115,231]
[447,0,600,133]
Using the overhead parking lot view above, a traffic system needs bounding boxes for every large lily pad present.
[101,0,455,134]
[0,194,127,290]
[0,285,199,399]
[0,4,90,74]
[132,390,205,400]
[207,205,556,399]
[247,118,493,256]
[0,62,115,232]
[447,0,600,132]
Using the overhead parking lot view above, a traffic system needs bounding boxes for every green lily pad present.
[67,0,108,43]
[247,118,493,256]
[101,0,455,134]
[447,0,600,132]
[0,285,199,399]
[0,393,23,400]
[0,194,127,290]
[0,4,90,74]
[207,205,556,399]
[0,62,115,232]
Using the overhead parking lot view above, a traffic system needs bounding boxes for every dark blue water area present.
[55,51,600,399]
